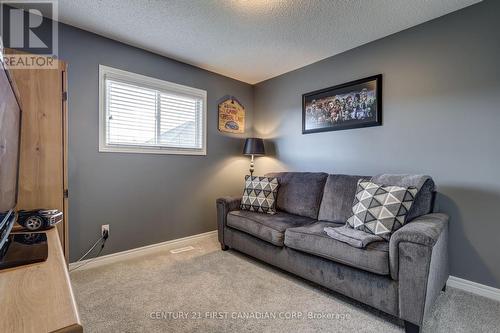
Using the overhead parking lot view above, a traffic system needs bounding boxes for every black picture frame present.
[302,74,382,134]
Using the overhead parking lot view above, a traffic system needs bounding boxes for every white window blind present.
[99,65,206,155]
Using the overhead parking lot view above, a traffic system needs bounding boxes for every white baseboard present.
[69,230,217,271]
[447,276,500,302]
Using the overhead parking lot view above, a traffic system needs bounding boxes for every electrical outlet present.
[101,224,109,238]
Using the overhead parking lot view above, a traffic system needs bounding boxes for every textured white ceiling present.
[56,0,480,84]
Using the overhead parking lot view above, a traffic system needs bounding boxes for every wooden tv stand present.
[0,227,82,333]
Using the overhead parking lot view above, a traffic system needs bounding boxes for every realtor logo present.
[0,0,58,69]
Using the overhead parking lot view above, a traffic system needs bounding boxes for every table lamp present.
[243,138,265,176]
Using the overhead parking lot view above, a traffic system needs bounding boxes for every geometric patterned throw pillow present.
[346,180,418,240]
[240,175,279,214]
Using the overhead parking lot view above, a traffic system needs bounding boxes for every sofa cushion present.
[265,172,328,219]
[284,222,390,275]
[227,210,314,247]
[318,174,369,223]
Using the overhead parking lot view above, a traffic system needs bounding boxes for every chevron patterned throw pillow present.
[346,180,418,239]
[240,175,279,214]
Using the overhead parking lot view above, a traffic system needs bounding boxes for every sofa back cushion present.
[265,172,328,219]
[318,174,369,223]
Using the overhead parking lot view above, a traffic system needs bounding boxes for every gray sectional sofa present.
[217,172,449,333]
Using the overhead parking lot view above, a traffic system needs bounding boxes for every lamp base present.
[249,155,255,177]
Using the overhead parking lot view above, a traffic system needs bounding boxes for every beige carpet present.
[70,237,500,333]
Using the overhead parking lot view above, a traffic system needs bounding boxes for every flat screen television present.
[0,54,22,247]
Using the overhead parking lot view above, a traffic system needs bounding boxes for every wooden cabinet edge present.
[62,63,69,264]
[52,324,83,333]
[53,229,83,329]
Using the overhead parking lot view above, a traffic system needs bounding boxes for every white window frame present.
[98,65,207,155]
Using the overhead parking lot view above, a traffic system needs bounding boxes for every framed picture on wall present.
[302,74,382,134]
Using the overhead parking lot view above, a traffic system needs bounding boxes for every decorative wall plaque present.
[218,96,245,134]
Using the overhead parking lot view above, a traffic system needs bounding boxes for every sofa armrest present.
[390,213,448,277]
[216,197,241,245]
[216,196,242,212]
[390,213,449,326]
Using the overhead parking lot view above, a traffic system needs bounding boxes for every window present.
[99,65,207,155]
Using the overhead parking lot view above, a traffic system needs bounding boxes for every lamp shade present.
[243,138,265,156]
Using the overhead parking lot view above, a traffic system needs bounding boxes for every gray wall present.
[253,0,500,288]
[54,0,499,287]
[59,24,254,262]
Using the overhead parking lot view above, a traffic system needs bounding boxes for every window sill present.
[98,145,207,156]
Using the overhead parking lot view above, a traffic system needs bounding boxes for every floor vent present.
[169,246,195,254]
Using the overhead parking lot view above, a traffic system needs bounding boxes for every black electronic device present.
[0,46,49,272]
[0,49,22,256]
[0,231,48,270]
[0,211,15,251]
